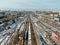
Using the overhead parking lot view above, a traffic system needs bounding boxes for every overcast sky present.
[0,0,60,11]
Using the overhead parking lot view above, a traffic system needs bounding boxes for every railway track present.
[2,14,60,45]
[30,20,37,45]
[8,16,38,45]
[31,15,60,45]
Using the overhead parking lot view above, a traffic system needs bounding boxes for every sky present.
[0,0,60,11]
